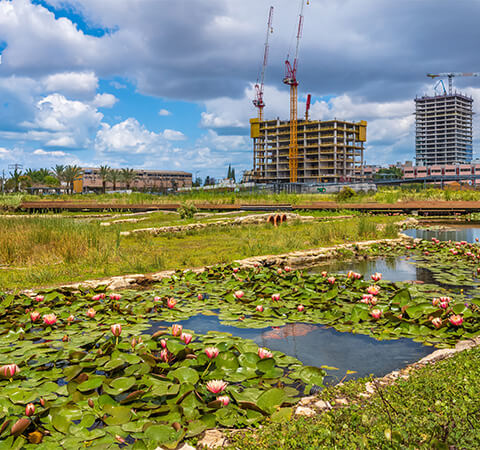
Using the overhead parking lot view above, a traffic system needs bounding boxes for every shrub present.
[336,187,356,202]
[177,202,197,219]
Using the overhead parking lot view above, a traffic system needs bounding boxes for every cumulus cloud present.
[158,109,171,116]
[95,118,159,154]
[43,71,98,97]
[33,149,69,157]
[91,93,118,108]
[162,129,186,141]
[22,93,103,148]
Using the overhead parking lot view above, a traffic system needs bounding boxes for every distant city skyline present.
[1,0,480,179]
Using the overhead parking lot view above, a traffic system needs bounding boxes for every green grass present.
[229,345,480,449]
[6,186,480,208]
[0,215,400,290]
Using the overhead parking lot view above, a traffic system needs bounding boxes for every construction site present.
[250,2,367,185]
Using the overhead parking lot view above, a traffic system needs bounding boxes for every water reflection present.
[150,314,433,385]
[403,225,480,243]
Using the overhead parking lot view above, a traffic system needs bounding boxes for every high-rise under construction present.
[250,118,367,183]
[415,93,473,165]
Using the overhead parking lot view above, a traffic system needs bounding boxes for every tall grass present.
[0,215,400,289]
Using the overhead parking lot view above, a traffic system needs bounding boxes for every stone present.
[365,382,375,394]
[295,406,316,417]
[334,398,348,406]
[299,395,316,406]
[197,430,227,448]
[314,400,330,409]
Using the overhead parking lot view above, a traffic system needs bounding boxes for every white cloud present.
[162,129,186,141]
[0,147,12,159]
[23,93,103,147]
[91,93,118,108]
[95,118,160,154]
[110,81,127,89]
[43,71,98,97]
[33,149,69,157]
[158,109,171,116]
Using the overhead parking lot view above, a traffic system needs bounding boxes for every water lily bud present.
[40,398,45,407]
[1,364,20,378]
[62,335,69,342]
[35,295,44,302]
[180,333,193,345]
[271,293,280,301]
[284,266,291,272]
[277,268,283,274]
[234,290,244,299]
[131,337,137,348]
[86,308,96,318]
[431,317,442,329]
[327,277,336,285]
[171,324,182,336]
[197,294,203,300]
[205,347,219,359]
[256,305,264,312]
[233,268,239,273]
[217,395,230,406]
[160,339,167,349]
[88,398,94,408]
[30,311,40,322]
[25,403,35,417]
[370,309,382,319]
[111,324,122,337]
[67,315,75,323]
[321,271,328,277]
[153,296,161,302]
[297,304,305,312]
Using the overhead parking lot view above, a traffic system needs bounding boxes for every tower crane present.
[253,6,274,121]
[427,72,480,95]
[284,0,308,183]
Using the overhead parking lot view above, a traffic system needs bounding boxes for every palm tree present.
[98,165,110,194]
[9,169,22,192]
[107,169,120,192]
[51,165,65,183]
[120,168,137,190]
[63,165,83,194]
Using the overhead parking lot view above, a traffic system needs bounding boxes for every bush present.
[177,202,197,219]
[336,187,356,202]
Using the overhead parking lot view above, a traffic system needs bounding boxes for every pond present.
[403,224,480,243]
[151,313,432,385]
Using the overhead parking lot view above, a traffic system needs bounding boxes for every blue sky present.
[1,0,480,180]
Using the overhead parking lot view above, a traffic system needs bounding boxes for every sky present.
[1,0,480,180]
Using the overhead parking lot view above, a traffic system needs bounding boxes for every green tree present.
[107,169,120,192]
[98,165,111,194]
[63,165,83,194]
[9,169,22,193]
[51,165,65,183]
[120,168,137,190]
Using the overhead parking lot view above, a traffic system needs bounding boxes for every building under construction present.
[250,118,367,183]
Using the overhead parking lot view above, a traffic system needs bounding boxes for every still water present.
[151,227,480,384]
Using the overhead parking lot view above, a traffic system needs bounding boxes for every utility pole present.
[1,170,4,194]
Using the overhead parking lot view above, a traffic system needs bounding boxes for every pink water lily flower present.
[154,296,161,302]
[181,333,193,345]
[371,272,382,282]
[171,324,182,336]
[86,308,96,318]
[321,271,328,277]
[370,309,382,319]
[206,380,228,394]
[277,268,283,274]
[30,311,40,322]
[25,403,35,417]
[205,347,219,359]
[256,305,264,312]
[297,304,305,312]
[439,301,449,309]
[167,298,177,309]
[111,324,122,337]
[197,294,203,300]
[431,317,442,329]
[160,339,167,349]
[43,313,57,326]
[160,348,169,363]
[109,293,122,301]
[35,295,44,302]
[217,395,230,406]
[284,266,292,272]
[234,290,244,299]
[258,347,273,359]
[233,267,239,273]
[327,277,336,285]
[432,298,440,307]
[67,315,75,323]
[367,286,380,296]
[449,315,463,326]
[271,293,280,301]
[370,297,378,306]
[1,364,20,378]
